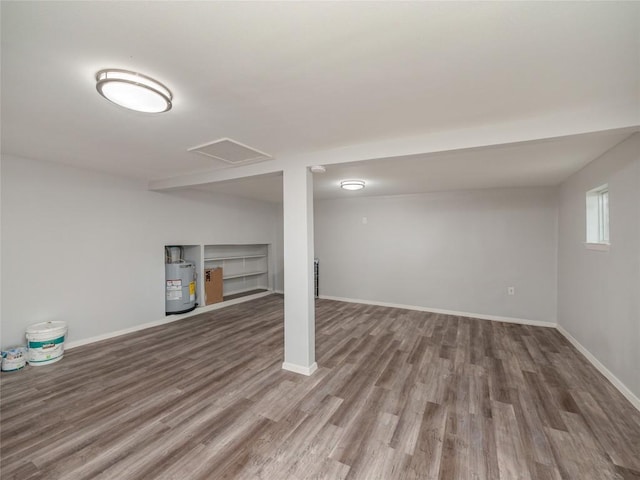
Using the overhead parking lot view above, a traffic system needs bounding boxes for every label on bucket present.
[28,335,64,349]
[28,335,65,363]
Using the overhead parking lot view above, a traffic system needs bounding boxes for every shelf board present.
[223,288,269,301]
[204,254,267,261]
[223,271,268,280]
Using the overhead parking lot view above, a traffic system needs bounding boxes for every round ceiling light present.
[340,180,365,191]
[96,69,172,113]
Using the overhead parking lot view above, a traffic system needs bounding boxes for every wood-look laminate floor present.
[1,295,639,480]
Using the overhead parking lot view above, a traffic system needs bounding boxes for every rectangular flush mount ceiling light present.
[187,138,272,165]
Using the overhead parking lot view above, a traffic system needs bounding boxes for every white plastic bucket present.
[1,347,27,372]
[26,321,67,366]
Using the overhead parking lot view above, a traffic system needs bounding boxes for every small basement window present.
[586,184,609,249]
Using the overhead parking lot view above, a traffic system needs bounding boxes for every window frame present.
[585,184,610,250]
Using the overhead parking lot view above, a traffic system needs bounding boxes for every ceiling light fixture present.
[95,69,172,113]
[340,180,365,191]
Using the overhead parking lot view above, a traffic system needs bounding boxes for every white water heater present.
[165,246,197,314]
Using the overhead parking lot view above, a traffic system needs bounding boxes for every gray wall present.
[273,204,285,293]
[1,155,282,348]
[558,133,640,398]
[315,187,558,323]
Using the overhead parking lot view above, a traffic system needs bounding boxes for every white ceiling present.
[2,2,639,198]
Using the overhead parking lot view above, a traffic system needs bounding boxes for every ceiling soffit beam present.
[148,115,640,191]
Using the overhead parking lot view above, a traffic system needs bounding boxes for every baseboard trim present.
[282,362,318,376]
[556,325,640,411]
[317,295,556,328]
[66,290,274,350]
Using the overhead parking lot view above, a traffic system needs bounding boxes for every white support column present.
[281,165,317,376]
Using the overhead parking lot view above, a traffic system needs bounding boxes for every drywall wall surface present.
[273,203,285,293]
[558,133,640,398]
[315,187,558,323]
[0,155,282,348]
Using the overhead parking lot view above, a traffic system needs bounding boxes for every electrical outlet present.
[507,286,515,296]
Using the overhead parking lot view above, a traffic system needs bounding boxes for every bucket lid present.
[26,321,67,334]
